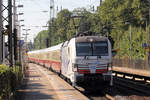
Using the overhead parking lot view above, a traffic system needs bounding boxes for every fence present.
[113,58,150,70]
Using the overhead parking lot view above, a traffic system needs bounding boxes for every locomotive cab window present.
[93,42,108,56]
[76,41,108,56]
[76,43,92,56]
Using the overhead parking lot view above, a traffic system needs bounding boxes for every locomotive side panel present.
[61,38,76,83]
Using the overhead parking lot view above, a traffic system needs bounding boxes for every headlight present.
[72,64,78,72]
[108,63,112,70]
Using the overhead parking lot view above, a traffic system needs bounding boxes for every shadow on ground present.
[15,78,55,100]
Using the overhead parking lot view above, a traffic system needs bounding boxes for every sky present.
[16,0,100,42]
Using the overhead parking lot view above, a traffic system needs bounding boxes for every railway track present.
[113,70,150,84]
[74,85,115,100]
[86,74,150,100]
[114,76,150,96]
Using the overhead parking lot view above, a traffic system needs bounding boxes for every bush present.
[0,65,23,100]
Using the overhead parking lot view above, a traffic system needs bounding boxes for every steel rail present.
[114,77,150,96]
[112,70,150,82]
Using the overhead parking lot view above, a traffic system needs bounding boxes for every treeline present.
[34,0,149,60]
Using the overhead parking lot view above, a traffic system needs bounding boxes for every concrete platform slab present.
[17,63,89,100]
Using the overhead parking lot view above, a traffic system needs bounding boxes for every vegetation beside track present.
[33,0,149,60]
[0,64,23,100]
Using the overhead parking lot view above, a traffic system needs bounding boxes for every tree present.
[34,30,49,49]
[56,9,72,41]
[98,0,149,59]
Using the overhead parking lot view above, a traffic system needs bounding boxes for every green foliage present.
[0,65,22,100]
[98,0,149,60]
[34,0,149,60]
[88,14,101,33]
[34,30,49,49]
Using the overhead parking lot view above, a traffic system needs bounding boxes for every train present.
[28,35,113,88]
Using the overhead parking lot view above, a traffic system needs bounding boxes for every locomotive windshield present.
[76,43,92,56]
[76,41,108,56]
[93,42,108,56]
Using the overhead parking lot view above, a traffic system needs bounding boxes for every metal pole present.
[145,20,149,68]
[25,30,27,44]
[49,0,53,47]
[8,0,13,67]
[100,0,102,6]
[40,34,41,49]
[13,0,18,64]
[0,0,3,64]
[18,25,21,63]
[146,20,148,44]
[148,8,150,62]
[49,0,54,47]
[53,0,55,18]
[129,24,132,60]
[24,30,29,50]
[13,0,16,29]
[146,0,150,65]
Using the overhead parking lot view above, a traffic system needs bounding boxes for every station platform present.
[17,63,89,100]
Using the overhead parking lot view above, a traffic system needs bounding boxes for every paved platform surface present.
[18,63,89,100]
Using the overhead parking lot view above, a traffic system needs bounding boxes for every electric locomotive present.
[28,33,113,87]
[61,35,113,87]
